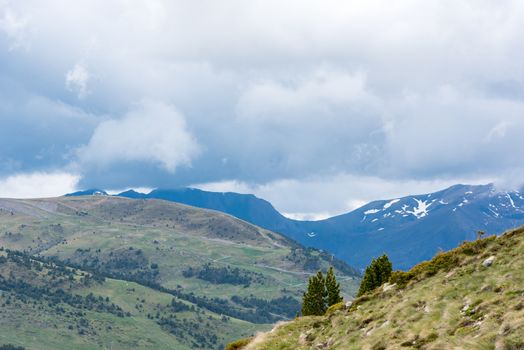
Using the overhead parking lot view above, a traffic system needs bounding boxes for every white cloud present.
[0,171,79,198]
[106,187,153,195]
[66,62,91,98]
[281,212,334,221]
[78,99,200,173]
[0,4,30,51]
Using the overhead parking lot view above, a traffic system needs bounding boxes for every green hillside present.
[234,227,524,350]
[0,248,262,349]
[0,196,359,349]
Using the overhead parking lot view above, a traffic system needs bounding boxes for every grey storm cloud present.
[1,0,524,213]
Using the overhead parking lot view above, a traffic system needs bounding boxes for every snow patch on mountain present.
[458,198,469,208]
[506,193,516,208]
[488,207,500,217]
[383,199,400,209]
[364,208,381,215]
[405,198,433,219]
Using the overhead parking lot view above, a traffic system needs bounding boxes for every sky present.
[0,0,523,218]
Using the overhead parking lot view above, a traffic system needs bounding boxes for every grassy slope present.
[240,227,524,350]
[0,196,359,299]
[0,196,359,349]
[0,250,264,350]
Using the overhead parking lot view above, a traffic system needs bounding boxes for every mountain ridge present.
[66,183,524,270]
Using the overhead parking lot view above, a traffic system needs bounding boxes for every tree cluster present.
[301,267,342,316]
[182,263,262,286]
[231,295,300,319]
[0,345,26,350]
[357,254,392,296]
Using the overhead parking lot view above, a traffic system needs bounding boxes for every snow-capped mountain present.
[298,184,524,269]
[68,184,524,270]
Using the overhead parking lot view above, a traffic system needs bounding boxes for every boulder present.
[482,256,495,267]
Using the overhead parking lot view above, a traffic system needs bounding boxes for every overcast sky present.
[1,0,523,218]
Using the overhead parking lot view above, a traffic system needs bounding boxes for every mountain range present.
[68,183,524,270]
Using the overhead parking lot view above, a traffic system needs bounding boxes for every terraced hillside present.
[235,227,524,350]
[0,196,359,349]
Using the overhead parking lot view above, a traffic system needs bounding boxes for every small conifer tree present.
[325,267,343,307]
[357,254,392,296]
[302,268,343,316]
[301,271,327,316]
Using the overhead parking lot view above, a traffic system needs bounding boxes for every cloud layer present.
[0,172,79,198]
[1,0,523,212]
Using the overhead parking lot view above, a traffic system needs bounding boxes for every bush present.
[225,337,252,350]
[390,235,497,289]
[460,236,494,255]
[325,301,345,315]
[389,270,413,289]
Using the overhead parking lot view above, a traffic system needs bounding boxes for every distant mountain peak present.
[65,189,108,197]
[116,189,147,198]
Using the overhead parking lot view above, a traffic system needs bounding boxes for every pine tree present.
[325,267,342,307]
[301,271,327,316]
[357,254,392,296]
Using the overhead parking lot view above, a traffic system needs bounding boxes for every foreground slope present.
[0,195,359,349]
[239,226,524,350]
[111,184,524,270]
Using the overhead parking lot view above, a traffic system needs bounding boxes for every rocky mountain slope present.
[105,184,524,270]
[0,196,359,349]
[234,226,524,350]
